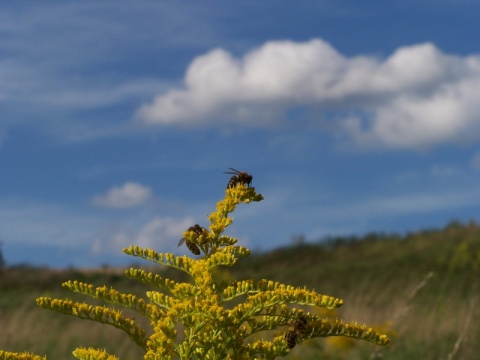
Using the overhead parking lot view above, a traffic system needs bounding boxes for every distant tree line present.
[290,219,479,249]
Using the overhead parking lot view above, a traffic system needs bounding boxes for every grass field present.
[1,220,479,359]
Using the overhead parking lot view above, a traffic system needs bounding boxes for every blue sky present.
[1,1,480,268]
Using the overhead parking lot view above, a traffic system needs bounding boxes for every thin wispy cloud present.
[137,39,480,148]
[0,199,101,247]
[0,1,221,143]
[91,216,194,255]
[92,182,153,209]
[471,152,480,170]
[134,217,193,250]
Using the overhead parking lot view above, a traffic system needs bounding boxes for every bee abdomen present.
[185,240,201,255]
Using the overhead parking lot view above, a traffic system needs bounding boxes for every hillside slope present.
[1,220,479,359]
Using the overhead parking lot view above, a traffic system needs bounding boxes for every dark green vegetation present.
[1,220,479,359]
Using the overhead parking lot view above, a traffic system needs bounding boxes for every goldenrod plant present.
[1,178,389,360]
[0,352,46,360]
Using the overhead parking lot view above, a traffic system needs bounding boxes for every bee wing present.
[178,238,186,247]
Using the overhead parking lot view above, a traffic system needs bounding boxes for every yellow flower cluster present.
[208,186,263,238]
[0,351,46,360]
[1,182,389,360]
[72,348,120,360]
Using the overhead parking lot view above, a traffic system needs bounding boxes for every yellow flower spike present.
[4,172,391,359]
[0,351,47,360]
[71,347,119,360]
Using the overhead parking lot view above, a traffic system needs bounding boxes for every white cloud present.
[92,182,153,209]
[136,39,480,148]
[91,216,194,255]
[90,224,133,256]
[134,217,194,249]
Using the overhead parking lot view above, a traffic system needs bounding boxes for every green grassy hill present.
[1,220,479,359]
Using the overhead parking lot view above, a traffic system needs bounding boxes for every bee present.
[285,317,308,349]
[224,168,253,189]
[285,330,298,349]
[178,224,206,255]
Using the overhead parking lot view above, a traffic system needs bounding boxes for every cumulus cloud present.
[136,39,480,148]
[92,182,153,209]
